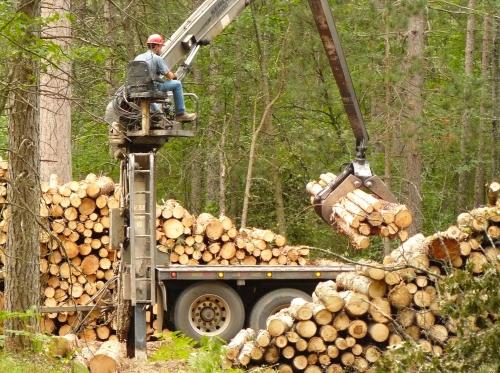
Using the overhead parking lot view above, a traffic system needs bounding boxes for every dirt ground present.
[78,340,188,373]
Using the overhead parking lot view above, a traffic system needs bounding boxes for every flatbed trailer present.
[153,263,355,341]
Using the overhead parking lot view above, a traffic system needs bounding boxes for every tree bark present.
[493,20,499,176]
[5,0,41,351]
[249,2,287,234]
[401,6,426,234]
[457,0,477,210]
[474,14,493,206]
[205,48,222,210]
[40,0,72,183]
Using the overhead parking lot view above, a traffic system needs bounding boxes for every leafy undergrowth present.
[0,350,72,373]
[150,332,246,373]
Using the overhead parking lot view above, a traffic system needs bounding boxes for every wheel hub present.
[189,294,230,335]
[200,306,215,322]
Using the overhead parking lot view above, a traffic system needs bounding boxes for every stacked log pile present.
[156,201,309,266]
[307,173,413,249]
[0,169,121,341]
[225,182,499,372]
[0,163,310,341]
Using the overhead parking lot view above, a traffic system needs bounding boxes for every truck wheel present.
[248,288,311,331]
[174,282,245,341]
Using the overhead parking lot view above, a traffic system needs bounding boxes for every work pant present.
[156,79,186,114]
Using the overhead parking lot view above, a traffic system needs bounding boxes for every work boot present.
[175,112,197,122]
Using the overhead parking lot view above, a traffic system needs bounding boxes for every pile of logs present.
[0,170,120,341]
[0,164,310,341]
[37,174,120,341]
[225,182,499,372]
[156,200,309,266]
[306,173,413,249]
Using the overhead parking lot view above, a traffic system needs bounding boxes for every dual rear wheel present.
[173,282,310,340]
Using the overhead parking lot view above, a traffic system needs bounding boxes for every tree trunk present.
[229,51,243,219]
[103,0,119,97]
[457,0,477,210]
[219,116,228,216]
[205,48,222,210]
[474,14,493,206]
[383,0,394,256]
[401,7,426,234]
[493,20,500,176]
[40,0,72,183]
[249,2,287,235]
[5,0,41,351]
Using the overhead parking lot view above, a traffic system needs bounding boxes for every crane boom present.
[308,0,368,158]
[160,0,251,79]
[160,0,368,157]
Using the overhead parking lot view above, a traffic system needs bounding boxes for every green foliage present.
[150,331,196,361]
[0,351,70,373]
[375,263,500,372]
[187,336,244,373]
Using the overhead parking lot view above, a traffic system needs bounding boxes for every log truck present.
[104,0,397,359]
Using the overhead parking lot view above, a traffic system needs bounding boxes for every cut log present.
[307,336,326,353]
[313,281,345,312]
[340,291,370,317]
[368,297,391,323]
[389,233,428,268]
[292,355,308,371]
[469,251,487,273]
[347,319,367,339]
[296,320,317,338]
[163,219,184,239]
[368,323,389,343]
[333,311,350,331]
[363,345,381,363]
[416,310,436,330]
[340,351,355,367]
[335,337,349,351]
[388,282,413,309]
[397,308,416,327]
[267,311,294,337]
[414,290,432,308]
[237,341,255,366]
[355,259,385,280]
[312,303,332,325]
[275,335,288,348]
[429,324,448,344]
[332,216,370,249]
[336,272,387,298]
[319,324,337,342]
[89,340,121,373]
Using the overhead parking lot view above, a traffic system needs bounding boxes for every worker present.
[134,34,196,123]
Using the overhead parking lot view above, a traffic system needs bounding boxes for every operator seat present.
[126,61,169,102]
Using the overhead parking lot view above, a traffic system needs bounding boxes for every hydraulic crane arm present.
[307,0,368,160]
[135,0,396,223]
[160,0,251,80]
[161,0,370,159]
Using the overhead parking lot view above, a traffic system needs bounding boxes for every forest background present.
[0,0,498,261]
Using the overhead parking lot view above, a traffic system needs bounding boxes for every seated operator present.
[134,34,196,123]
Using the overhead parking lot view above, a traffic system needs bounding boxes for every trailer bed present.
[156,264,355,281]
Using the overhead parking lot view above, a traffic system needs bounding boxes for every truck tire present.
[173,282,245,341]
[248,288,312,331]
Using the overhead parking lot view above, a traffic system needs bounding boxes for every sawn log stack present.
[225,181,499,372]
[307,172,413,249]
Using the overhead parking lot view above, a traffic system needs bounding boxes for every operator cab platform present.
[108,61,198,158]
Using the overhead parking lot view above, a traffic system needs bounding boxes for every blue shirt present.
[134,51,169,81]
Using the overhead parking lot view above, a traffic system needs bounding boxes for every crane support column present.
[124,153,157,359]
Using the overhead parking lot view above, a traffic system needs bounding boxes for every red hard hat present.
[146,34,164,45]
